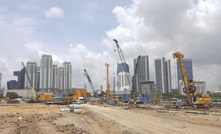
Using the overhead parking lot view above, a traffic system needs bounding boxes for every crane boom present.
[172,51,196,104]
[113,39,132,89]
[133,55,142,96]
[83,69,95,91]
[21,62,37,100]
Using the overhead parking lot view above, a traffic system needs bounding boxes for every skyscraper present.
[155,58,172,93]
[25,62,37,89]
[117,63,129,74]
[133,55,150,94]
[52,65,59,94]
[177,58,193,94]
[13,67,25,89]
[58,67,67,90]
[116,63,131,94]
[40,54,53,92]
[177,58,193,92]
[63,62,72,89]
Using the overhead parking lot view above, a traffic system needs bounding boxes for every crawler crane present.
[172,51,212,107]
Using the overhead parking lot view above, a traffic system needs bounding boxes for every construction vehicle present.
[83,69,97,97]
[113,39,133,101]
[113,39,150,104]
[172,51,212,107]
[105,63,111,100]
[113,39,133,89]
[105,63,118,105]
[22,62,53,102]
[22,62,37,100]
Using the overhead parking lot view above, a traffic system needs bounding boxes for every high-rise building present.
[177,58,193,92]
[133,55,150,94]
[117,63,129,74]
[58,67,67,90]
[40,54,53,92]
[25,62,37,89]
[52,65,59,90]
[36,67,40,90]
[63,62,72,89]
[155,58,172,93]
[13,67,25,89]
[116,63,131,95]
[179,80,206,95]
[7,80,17,89]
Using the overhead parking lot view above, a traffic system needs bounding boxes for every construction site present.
[0,98,221,134]
[0,39,221,134]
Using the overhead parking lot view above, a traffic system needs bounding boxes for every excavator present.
[172,51,212,107]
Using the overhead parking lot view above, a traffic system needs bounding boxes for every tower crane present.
[83,69,96,96]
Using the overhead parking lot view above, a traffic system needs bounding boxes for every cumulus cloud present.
[68,44,113,89]
[45,7,64,19]
[105,0,221,90]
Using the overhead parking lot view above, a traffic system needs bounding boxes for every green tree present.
[87,92,92,97]
[212,93,221,99]
[162,92,186,100]
[6,92,19,99]
[98,91,105,97]
[0,94,3,99]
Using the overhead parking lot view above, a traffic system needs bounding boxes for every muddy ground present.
[0,103,220,134]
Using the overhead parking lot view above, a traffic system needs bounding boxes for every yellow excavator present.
[172,51,212,107]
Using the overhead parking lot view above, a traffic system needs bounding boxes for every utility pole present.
[105,63,110,100]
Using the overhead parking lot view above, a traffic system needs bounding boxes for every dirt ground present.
[0,103,221,134]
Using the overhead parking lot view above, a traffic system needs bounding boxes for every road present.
[82,104,221,134]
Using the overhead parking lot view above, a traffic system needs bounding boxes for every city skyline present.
[1,0,221,91]
[5,54,72,94]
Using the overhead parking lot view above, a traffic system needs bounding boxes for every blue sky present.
[0,0,221,91]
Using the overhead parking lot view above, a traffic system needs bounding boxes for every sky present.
[0,0,221,91]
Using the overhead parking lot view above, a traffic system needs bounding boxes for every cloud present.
[104,0,221,90]
[45,7,64,19]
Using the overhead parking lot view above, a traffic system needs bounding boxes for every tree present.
[162,92,186,100]
[98,91,105,97]
[87,92,92,97]
[0,94,3,99]
[6,92,19,99]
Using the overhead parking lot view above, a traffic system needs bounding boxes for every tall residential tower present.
[25,62,37,89]
[40,54,53,92]
[63,62,72,90]
[155,58,172,93]
[133,55,150,94]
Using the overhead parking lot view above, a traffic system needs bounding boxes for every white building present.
[155,58,172,93]
[58,67,67,90]
[25,62,37,89]
[40,54,53,92]
[63,62,72,90]
[179,80,207,95]
[4,89,32,98]
[52,65,59,94]
[115,72,131,95]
